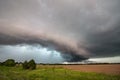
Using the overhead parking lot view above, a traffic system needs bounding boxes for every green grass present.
[0,66,119,80]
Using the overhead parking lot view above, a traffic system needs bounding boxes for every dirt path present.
[63,64,120,75]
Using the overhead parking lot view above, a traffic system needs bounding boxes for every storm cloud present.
[0,0,120,63]
[0,23,88,62]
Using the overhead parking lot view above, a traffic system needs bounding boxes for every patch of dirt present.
[63,64,120,75]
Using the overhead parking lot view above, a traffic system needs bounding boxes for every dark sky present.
[0,0,120,63]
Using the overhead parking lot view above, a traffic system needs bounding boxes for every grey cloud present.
[0,29,88,62]
[0,0,120,63]
[85,20,120,57]
[0,44,65,63]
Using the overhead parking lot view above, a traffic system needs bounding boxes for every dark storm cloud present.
[0,32,88,62]
[0,0,120,63]
[85,20,120,57]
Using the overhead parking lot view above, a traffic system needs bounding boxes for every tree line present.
[0,59,36,70]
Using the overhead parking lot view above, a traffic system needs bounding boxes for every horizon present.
[0,0,120,63]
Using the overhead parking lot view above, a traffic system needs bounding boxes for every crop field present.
[63,64,120,75]
[0,64,120,80]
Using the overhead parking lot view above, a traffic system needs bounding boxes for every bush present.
[3,59,16,67]
[0,62,1,66]
[22,61,29,69]
[22,59,36,70]
[28,59,36,70]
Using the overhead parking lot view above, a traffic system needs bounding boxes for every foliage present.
[22,59,36,70]
[2,59,16,67]
[0,66,120,80]
[22,61,28,69]
[27,59,36,70]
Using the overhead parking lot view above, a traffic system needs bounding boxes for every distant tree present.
[28,59,36,70]
[22,61,28,69]
[15,62,19,64]
[0,62,5,66]
[4,59,16,67]
[0,62,1,66]
[22,59,36,70]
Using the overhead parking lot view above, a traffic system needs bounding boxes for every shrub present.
[0,62,1,66]
[22,59,36,70]
[27,59,36,70]
[22,61,29,69]
[4,59,16,67]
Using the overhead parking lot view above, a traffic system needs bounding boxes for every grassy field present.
[0,65,120,80]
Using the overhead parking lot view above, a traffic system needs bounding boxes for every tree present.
[28,59,36,70]
[4,59,16,67]
[22,61,28,69]
[0,62,2,66]
[22,59,36,70]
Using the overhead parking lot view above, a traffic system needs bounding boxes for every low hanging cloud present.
[85,20,120,57]
[0,22,88,62]
[0,44,65,63]
[0,0,120,63]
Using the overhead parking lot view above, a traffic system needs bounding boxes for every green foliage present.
[0,66,120,80]
[28,59,36,70]
[22,59,36,70]
[0,62,2,66]
[3,59,16,67]
[22,61,28,69]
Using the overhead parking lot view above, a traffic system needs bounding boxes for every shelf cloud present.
[0,0,120,63]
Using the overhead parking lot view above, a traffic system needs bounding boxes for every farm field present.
[0,64,120,80]
[63,64,120,75]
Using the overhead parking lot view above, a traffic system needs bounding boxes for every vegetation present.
[22,60,28,69]
[22,59,36,70]
[0,59,36,70]
[0,59,119,80]
[0,65,120,80]
[0,59,15,67]
[27,59,36,70]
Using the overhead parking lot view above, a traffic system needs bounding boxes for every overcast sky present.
[0,0,120,63]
